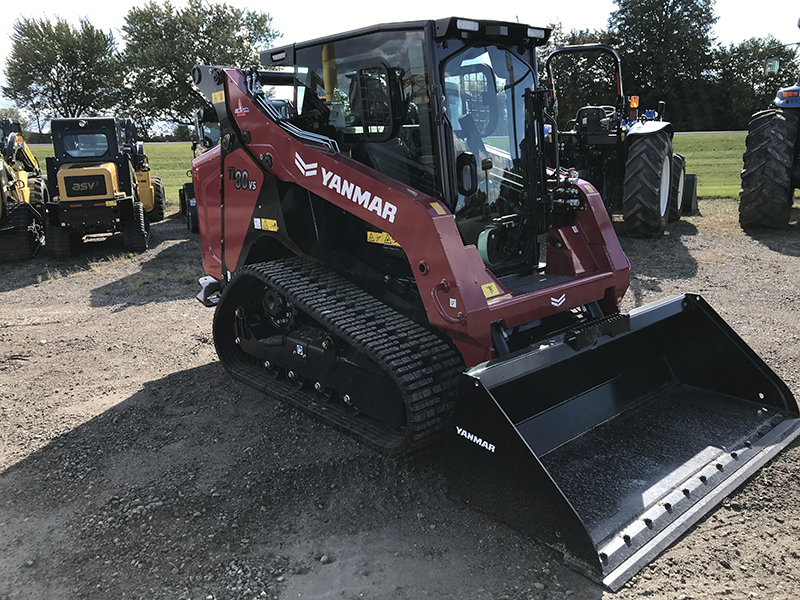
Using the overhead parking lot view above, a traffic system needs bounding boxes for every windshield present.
[294,30,440,198]
[62,133,111,159]
[443,46,535,266]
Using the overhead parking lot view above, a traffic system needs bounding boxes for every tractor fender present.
[774,83,800,109]
[624,120,673,147]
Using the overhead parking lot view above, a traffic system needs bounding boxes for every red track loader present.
[191,18,800,590]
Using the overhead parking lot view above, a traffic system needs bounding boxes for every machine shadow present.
[741,206,800,257]
[615,217,700,307]
[88,216,204,308]
[0,362,606,599]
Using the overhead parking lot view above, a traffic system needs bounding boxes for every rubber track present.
[0,201,32,261]
[122,201,148,253]
[214,257,465,454]
[739,108,798,228]
[622,131,672,238]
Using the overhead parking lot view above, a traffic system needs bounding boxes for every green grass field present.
[29,134,748,204]
[30,143,193,210]
[672,132,745,198]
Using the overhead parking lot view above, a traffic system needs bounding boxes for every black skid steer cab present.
[45,117,166,257]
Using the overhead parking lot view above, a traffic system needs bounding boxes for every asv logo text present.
[72,181,98,192]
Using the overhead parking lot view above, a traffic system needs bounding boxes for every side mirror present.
[765,57,780,77]
[457,152,478,196]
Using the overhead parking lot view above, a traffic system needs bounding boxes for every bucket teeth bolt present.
[343,394,352,406]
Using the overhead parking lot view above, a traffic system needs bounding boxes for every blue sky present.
[0,0,797,109]
[3,0,799,56]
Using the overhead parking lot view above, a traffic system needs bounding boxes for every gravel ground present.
[0,200,798,600]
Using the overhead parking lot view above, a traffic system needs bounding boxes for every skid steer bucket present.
[444,294,800,590]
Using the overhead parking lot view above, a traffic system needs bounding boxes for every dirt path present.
[0,202,798,600]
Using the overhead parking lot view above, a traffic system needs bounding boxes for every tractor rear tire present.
[622,131,672,238]
[148,176,167,223]
[739,108,798,229]
[668,153,686,222]
[122,201,148,253]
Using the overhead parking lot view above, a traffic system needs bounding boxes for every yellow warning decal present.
[430,202,446,215]
[212,91,225,104]
[367,231,400,247]
[581,183,595,193]
[105,201,117,207]
[481,282,501,298]
[253,218,278,231]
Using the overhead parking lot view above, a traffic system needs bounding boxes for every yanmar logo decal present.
[456,426,495,453]
[550,293,566,307]
[294,153,318,177]
[295,152,397,223]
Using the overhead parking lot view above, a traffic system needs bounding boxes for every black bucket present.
[444,294,800,590]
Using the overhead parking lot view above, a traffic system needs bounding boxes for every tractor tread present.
[622,131,672,238]
[739,108,798,229]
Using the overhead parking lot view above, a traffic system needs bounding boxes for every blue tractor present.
[546,44,695,237]
[739,19,800,228]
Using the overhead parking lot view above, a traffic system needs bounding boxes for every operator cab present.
[47,118,136,203]
[260,18,552,274]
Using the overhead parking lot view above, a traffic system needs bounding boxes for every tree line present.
[545,0,800,132]
[3,0,278,138]
[4,0,798,137]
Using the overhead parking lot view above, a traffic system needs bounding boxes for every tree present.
[712,37,800,130]
[122,0,280,127]
[0,108,29,133]
[172,124,193,141]
[608,0,718,130]
[541,24,618,129]
[2,18,124,122]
